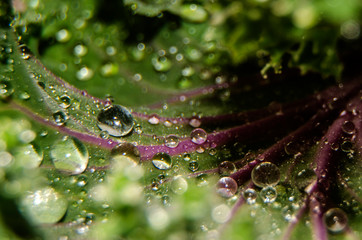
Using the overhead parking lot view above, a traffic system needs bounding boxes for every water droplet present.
[180,4,208,23]
[147,206,169,230]
[324,208,348,233]
[216,177,238,198]
[190,128,207,145]
[19,44,32,60]
[0,80,13,99]
[171,176,188,195]
[340,141,353,152]
[294,169,316,191]
[0,151,13,167]
[20,187,68,224]
[59,95,71,108]
[53,111,68,126]
[148,114,160,125]
[189,117,201,128]
[212,204,231,223]
[218,161,236,176]
[188,160,199,171]
[56,29,71,42]
[50,137,89,175]
[97,105,134,137]
[111,142,140,165]
[251,162,280,188]
[100,62,118,77]
[243,188,257,204]
[74,44,88,57]
[177,77,192,89]
[152,56,172,72]
[342,121,355,134]
[152,152,172,170]
[260,186,277,203]
[183,153,191,161]
[165,135,179,148]
[76,66,93,81]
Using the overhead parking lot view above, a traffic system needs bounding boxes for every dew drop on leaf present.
[111,142,140,165]
[52,111,68,126]
[189,117,201,128]
[152,56,172,72]
[152,152,172,170]
[0,80,13,99]
[97,105,134,137]
[260,186,277,203]
[190,128,207,145]
[20,187,68,224]
[19,91,30,100]
[18,44,32,60]
[148,114,160,125]
[188,160,199,172]
[324,208,348,233]
[171,176,188,195]
[251,162,280,188]
[243,188,257,205]
[50,137,89,175]
[165,135,179,148]
[341,121,355,134]
[59,94,71,108]
[183,153,191,161]
[216,177,238,198]
[212,204,231,224]
[218,161,236,176]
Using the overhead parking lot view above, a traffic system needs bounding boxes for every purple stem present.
[309,194,328,240]
[11,102,118,149]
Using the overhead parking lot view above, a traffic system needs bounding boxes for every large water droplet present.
[190,128,207,145]
[165,135,179,148]
[243,188,257,204]
[324,208,348,233]
[20,187,68,224]
[97,105,134,137]
[171,176,188,195]
[216,177,238,198]
[111,142,140,165]
[260,186,277,203]
[212,204,231,223]
[50,137,89,174]
[52,111,68,126]
[152,152,172,170]
[251,162,280,188]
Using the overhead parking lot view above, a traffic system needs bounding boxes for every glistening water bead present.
[323,208,348,233]
[190,128,207,145]
[216,177,238,198]
[251,162,280,188]
[152,152,172,170]
[97,105,134,137]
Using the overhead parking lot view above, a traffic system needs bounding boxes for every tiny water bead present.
[190,128,207,145]
[52,111,68,126]
[243,188,257,204]
[20,187,68,224]
[251,162,280,188]
[341,121,355,134]
[111,142,140,165]
[0,80,14,99]
[152,152,172,170]
[50,137,89,175]
[260,186,277,203]
[165,135,179,148]
[97,105,134,137]
[13,144,43,168]
[324,208,348,233]
[216,177,238,198]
